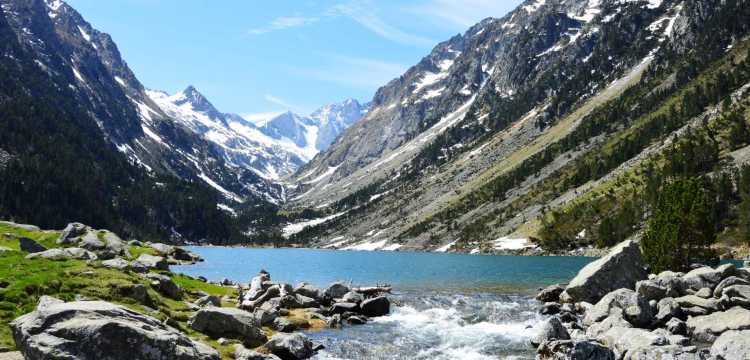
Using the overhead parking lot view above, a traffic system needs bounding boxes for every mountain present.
[285,0,750,254]
[147,87,369,189]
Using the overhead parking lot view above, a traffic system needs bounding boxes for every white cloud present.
[249,16,319,35]
[285,54,407,89]
[408,0,517,28]
[331,1,435,47]
[241,111,285,126]
[264,94,297,109]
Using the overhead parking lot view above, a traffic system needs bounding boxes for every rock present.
[360,296,390,317]
[253,308,278,326]
[122,284,150,304]
[537,284,565,303]
[295,294,319,308]
[128,239,144,247]
[11,300,218,360]
[583,289,637,326]
[25,247,97,260]
[586,313,632,339]
[686,306,750,342]
[102,257,130,270]
[76,230,130,259]
[719,284,750,307]
[561,240,648,304]
[57,222,87,244]
[531,317,570,347]
[713,276,750,298]
[274,317,297,332]
[146,273,182,299]
[680,264,736,293]
[623,345,700,360]
[242,285,280,310]
[18,237,46,254]
[264,333,314,360]
[536,339,615,360]
[341,291,364,304]
[189,307,267,346]
[132,254,169,271]
[195,295,221,307]
[330,302,358,314]
[711,330,750,359]
[540,302,561,315]
[235,345,282,360]
[347,315,367,325]
[324,282,350,300]
[597,327,668,359]
[148,242,175,256]
[655,297,684,325]
[0,221,39,232]
[294,283,320,300]
[327,314,342,328]
[36,295,64,310]
[172,246,200,262]
[221,278,234,286]
[673,295,720,312]
[694,287,712,298]
[666,318,687,335]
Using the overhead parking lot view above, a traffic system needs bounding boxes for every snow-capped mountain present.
[147,86,368,186]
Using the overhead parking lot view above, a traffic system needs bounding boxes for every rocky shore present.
[532,239,750,359]
[0,221,392,360]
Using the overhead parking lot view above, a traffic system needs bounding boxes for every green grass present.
[128,245,158,259]
[0,223,60,250]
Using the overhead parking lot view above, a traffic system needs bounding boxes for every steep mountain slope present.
[285,0,750,253]
[0,0,256,243]
[148,87,368,186]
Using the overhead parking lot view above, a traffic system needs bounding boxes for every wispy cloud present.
[331,1,435,47]
[241,111,285,126]
[249,16,319,35]
[285,54,407,89]
[263,94,300,111]
[407,0,515,28]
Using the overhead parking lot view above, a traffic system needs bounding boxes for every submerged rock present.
[561,240,647,304]
[11,300,219,360]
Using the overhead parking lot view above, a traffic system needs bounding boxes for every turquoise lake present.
[173,247,595,360]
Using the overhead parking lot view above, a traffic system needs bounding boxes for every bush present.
[641,177,715,273]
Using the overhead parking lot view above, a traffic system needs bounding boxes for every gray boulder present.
[583,289,637,325]
[537,339,615,360]
[531,317,570,347]
[132,254,169,271]
[195,295,221,307]
[655,297,684,326]
[148,242,175,256]
[713,276,750,298]
[25,248,97,260]
[294,283,320,300]
[102,257,129,270]
[122,284,150,304]
[597,327,668,359]
[586,312,633,339]
[360,296,390,317]
[324,282,350,300]
[264,333,314,360]
[623,345,701,360]
[295,294,318,308]
[666,318,687,336]
[711,330,750,359]
[687,306,750,342]
[253,308,278,326]
[189,307,267,346]
[561,240,648,304]
[673,295,720,313]
[146,273,182,299]
[680,264,735,293]
[341,291,364,304]
[57,222,87,244]
[235,345,282,360]
[327,314,342,328]
[273,317,297,332]
[18,237,46,254]
[11,300,218,360]
[36,295,64,310]
[537,284,565,303]
[0,221,39,232]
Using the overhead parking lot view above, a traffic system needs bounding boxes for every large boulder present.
[148,242,175,256]
[235,345,282,360]
[531,317,570,347]
[360,296,390,317]
[11,300,218,360]
[680,264,736,293]
[57,222,87,244]
[0,221,39,232]
[686,306,750,342]
[101,257,129,270]
[537,340,615,360]
[18,237,46,253]
[146,273,182,299]
[713,276,750,298]
[294,283,320,300]
[597,327,668,359]
[189,307,267,346]
[264,333,314,360]
[711,330,750,359]
[536,284,565,303]
[25,248,97,260]
[323,282,350,300]
[623,345,701,360]
[583,289,638,325]
[132,254,169,271]
[561,240,648,304]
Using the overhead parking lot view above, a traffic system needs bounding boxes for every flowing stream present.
[173,247,594,359]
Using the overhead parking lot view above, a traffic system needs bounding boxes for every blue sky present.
[67,0,521,117]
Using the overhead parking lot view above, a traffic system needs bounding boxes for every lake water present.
[173,247,594,360]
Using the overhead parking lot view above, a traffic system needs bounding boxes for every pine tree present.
[642,178,716,273]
